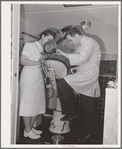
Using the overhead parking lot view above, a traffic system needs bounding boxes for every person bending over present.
[56,27,101,141]
[19,29,56,139]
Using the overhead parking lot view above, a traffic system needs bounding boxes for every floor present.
[18,110,104,145]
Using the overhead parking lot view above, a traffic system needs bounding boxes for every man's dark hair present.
[39,29,56,39]
[67,27,85,37]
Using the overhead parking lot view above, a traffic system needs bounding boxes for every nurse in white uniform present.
[19,29,56,139]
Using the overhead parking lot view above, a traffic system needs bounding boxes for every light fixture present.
[80,21,91,30]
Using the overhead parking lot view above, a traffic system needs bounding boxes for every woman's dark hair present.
[43,40,57,54]
[67,27,85,37]
[39,29,56,39]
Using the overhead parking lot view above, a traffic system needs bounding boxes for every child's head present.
[43,40,57,54]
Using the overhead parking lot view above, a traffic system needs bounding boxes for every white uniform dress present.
[19,41,46,116]
[64,36,101,97]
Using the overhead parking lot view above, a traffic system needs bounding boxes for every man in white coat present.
[57,27,101,142]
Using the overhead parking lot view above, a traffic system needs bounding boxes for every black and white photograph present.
[1,1,121,148]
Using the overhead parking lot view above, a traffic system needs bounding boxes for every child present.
[43,40,57,54]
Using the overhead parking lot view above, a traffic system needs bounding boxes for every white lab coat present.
[64,36,101,97]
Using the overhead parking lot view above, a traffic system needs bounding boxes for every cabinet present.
[103,88,119,145]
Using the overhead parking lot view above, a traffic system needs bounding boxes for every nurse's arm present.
[20,54,42,66]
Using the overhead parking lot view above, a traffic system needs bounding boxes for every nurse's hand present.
[38,55,47,65]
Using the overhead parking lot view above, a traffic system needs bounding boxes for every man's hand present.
[56,49,68,58]
[56,49,64,55]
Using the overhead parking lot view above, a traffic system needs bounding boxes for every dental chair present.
[42,55,76,144]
